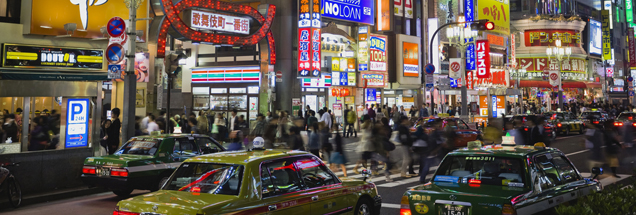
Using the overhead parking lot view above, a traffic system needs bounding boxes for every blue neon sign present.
[465,0,476,70]
[321,0,374,25]
[366,89,377,102]
[65,98,89,148]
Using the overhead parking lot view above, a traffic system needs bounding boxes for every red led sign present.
[157,0,276,65]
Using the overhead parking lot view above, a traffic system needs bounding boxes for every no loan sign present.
[476,40,491,79]
[191,10,250,35]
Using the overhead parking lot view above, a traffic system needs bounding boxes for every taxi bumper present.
[81,174,153,190]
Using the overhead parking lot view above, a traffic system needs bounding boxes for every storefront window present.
[210,95,228,110]
[228,95,247,110]
[248,86,259,94]
[211,88,227,94]
[229,88,246,94]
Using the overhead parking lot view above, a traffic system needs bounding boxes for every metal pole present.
[166,76,171,133]
[122,1,138,143]
[558,59,564,110]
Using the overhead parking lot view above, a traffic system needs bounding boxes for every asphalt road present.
[2,133,634,215]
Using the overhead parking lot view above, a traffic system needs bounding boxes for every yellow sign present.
[403,97,415,103]
[414,204,429,214]
[30,0,148,39]
[332,57,341,71]
[602,10,612,60]
[476,0,510,35]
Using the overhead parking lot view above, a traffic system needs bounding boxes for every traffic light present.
[471,20,495,31]
[164,52,186,76]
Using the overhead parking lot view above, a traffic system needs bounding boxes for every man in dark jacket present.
[525,117,543,145]
[106,108,121,154]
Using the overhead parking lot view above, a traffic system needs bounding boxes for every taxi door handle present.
[312,196,319,201]
[268,205,277,211]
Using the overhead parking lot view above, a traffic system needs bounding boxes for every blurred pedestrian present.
[330,131,348,177]
[308,122,321,157]
[397,116,416,178]
[214,113,227,141]
[585,117,605,171]
[197,111,209,134]
[263,116,278,149]
[147,114,160,133]
[353,120,374,174]
[250,113,266,138]
[188,118,199,134]
[603,120,622,178]
[345,107,357,138]
[371,121,392,182]
[288,118,305,151]
[106,108,121,154]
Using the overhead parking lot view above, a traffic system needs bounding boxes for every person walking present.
[263,116,279,149]
[353,120,374,174]
[409,105,418,119]
[330,131,348,177]
[307,122,321,157]
[585,117,605,171]
[392,106,402,131]
[419,119,445,183]
[420,104,429,118]
[603,120,622,178]
[106,108,121,154]
[397,116,416,178]
[250,113,266,137]
[197,111,209,134]
[2,114,18,143]
[345,107,357,138]
[371,121,392,182]
[214,113,227,141]
[188,118,199,134]
[367,104,376,122]
[147,114,160,133]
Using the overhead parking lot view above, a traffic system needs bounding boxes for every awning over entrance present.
[513,80,602,88]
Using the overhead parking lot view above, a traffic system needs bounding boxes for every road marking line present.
[382,203,402,209]
[565,149,589,156]
[377,172,436,187]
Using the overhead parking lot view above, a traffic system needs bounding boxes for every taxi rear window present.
[116,139,161,156]
[433,156,526,188]
[617,113,636,121]
[580,112,602,119]
[164,163,243,195]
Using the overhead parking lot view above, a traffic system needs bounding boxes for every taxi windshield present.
[164,163,243,195]
[116,139,161,156]
[617,113,636,121]
[433,156,526,187]
[549,113,564,120]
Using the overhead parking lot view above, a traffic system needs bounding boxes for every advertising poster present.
[292,98,302,117]
[366,89,377,102]
[360,73,386,87]
[589,19,602,55]
[377,0,392,31]
[479,95,488,116]
[136,86,145,108]
[358,26,370,70]
[602,10,612,60]
[403,42,419,77]
[449,58,462,79]
[112,52,150,82]
[65,98,89,148]
[191,10,250,34]
[30,0,147,39]
[511,33,516,68]
[476,40,491,79]
[476,0,510,35]
[3,44,104,70]
[321,0,374,25]
[369,35,387,71]
[394,0,413,18]
[333,103,343,117]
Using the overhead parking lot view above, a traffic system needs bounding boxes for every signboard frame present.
[2,44,105,71]
[65,98,90,148]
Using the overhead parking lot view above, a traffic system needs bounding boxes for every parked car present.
[81,134,224,196]
[400,142,604,215]
[112,149,382,215]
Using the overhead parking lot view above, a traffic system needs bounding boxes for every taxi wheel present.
[155,176,170,191]
[112,189,133,197]
[354,198,373,215]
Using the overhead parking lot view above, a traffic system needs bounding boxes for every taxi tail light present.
[614,122,623,126]
[593,121,600,124]
[557,123,562,127]
[113,208,140,215]
[633,123,636,127]
[110,168,128,177]
[400,195,412,215]
[82,166,96,174]
[502,203,516,215]
[468,179,481,184]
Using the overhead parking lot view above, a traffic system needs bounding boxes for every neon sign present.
[157,0,276,65]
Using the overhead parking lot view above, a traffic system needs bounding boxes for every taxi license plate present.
[96,166,110,177]
[438,204,469,215]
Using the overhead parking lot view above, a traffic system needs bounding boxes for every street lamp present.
[446,16,479,119]
[545,39,572,110]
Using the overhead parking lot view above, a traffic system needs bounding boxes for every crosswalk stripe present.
[378,172,435,187]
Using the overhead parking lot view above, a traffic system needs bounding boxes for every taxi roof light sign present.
[467,141,483,148]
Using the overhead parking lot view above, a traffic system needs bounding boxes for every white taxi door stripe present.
[127,162,182,173]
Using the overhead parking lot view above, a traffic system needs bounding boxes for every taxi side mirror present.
[591,167,603,179]
[361,169,372,182]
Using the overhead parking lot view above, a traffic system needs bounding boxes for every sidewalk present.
[0,186,106,210]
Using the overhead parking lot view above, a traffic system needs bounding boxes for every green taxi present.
[401,143,603,215]
[546,111,585,135]
[113,149,382,215]
[81,134,225,196]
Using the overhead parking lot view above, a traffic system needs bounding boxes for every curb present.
[0,187,108,211]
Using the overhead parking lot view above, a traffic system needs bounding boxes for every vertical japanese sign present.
[628,0,633,23]
[298,0,321,78]
[190,10,250,34]
[630,28,636,67]
[477,0,510,35]
[510,33,516,68]
[476,40,491,79]
[366,88,377,102]
[358,26,369,71]
[394,0,413,18]
[65,98,89,148]
[465,0,476,70]
[602,10,612,61]
[369,35,388,71]
[377,0,392,31]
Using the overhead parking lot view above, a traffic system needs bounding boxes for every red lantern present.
[331,88,338,96]
[342,89,350,97]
